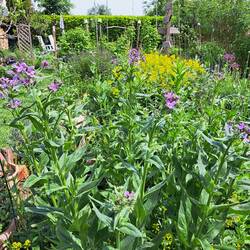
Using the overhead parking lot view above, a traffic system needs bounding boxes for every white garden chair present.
[36,35,54,52]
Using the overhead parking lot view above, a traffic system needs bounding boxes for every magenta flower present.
[230,62,240,70]
[124,191,135,201]
[8,99,22,109]
[48,81,60,92]
[164,92,179,110]
[41,60,49,69]
[224,53,236,63]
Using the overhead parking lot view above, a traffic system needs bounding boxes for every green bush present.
[59,27,93,55]
[140,20,161,52]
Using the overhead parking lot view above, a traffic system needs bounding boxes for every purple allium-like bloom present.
[224,53,236,63]
[41,60,49,69]
[164,92,179,110]
[230,62,240,70]
[0,77,10,89]
[48,81,60,92]
[124,191,135,201]
[8,99,22,109]
[129,48,142,65]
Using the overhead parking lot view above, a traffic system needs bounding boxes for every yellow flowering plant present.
[136,52,205,90]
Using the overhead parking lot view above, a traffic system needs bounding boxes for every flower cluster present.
[129,48,144,65]
[0,62,36,109]
[41,60,49,69]
[11,240,31,250]
[124,191,135,201]
[225,122,250,143]
[137,53,205,88]
[164,92,179,110]
[224,53,240,70]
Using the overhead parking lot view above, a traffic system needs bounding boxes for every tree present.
[87,4,111,15]
[143,0,167,16]
[35,0,72,14]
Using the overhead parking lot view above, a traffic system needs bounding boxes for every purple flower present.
[0,77,9,89]
[8,99,22,109]
[13,62,28,73]
[242,134,250,143]
[129,48,142,65]
[230,62,240,70]
[238,122,246,132]
[26,66,36,78]
[48,81,60,92]
[41,60,49,69]
[224,53,236,63]
[164,92,179,110]
[124,191,135,201]
[0,92,5,99]
[225,122,233,134]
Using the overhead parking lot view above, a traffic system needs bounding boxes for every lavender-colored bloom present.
[238,122,246,132]
[48,81,60,92]
[26,66,36,78]
[129,48,142,65]
[225,122,233,134]
[224,53,236,63]
[41,60,49,69]
[8,99,22,109]
[242,134,250,143]
[164,92,179,110]
[14,62,28,73]
[0,77,9,89]
[124,191,135,201]
[0,92,5,99]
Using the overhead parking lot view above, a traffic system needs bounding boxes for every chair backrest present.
[48,35,56,51]
[36,36,46,51]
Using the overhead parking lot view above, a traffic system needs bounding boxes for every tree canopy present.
[35,0,72,14]
[87,4,111,16]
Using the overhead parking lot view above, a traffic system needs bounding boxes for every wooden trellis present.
[17,24,33,55]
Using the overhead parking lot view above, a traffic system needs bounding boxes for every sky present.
[71,0,145,16]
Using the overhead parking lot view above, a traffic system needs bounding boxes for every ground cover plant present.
[0,44,249,250]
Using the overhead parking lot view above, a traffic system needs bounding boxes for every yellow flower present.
[112,66,123,79]
[137,52,205,89]
[23,239,31,249]
[152,223,160,233]
[11,242,22,250]
[112,87,120,97]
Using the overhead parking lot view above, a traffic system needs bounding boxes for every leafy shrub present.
[197,42,225,67]
[140,20,161,52]
[68,49,114,80]
[59,27,93,55]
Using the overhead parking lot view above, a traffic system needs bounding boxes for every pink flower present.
[164,92,179,110]
[41,60,49,69]
[124,191,135,201]
[48,81,60,92]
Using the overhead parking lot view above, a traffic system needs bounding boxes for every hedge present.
[31,15,164,41]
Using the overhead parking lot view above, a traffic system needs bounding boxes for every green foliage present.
[87,4,112,15]
[195,42,225,67]
[34,0,72,14]
[59,27,93,55]
[140,20,161,52]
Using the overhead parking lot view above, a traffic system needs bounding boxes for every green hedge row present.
[44,15,163,29]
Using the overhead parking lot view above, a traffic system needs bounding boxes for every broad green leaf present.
[23,174,48,188]
[56,221,83,250]
[76,178,102,197]
[118,222,143,238]
[177,200,189,247]
[91,201,112,227]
